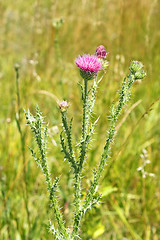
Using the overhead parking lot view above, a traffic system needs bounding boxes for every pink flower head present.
[75,54,102,73]
[59,100,70,112]
[75,54,102,80]
[96,45,108,59]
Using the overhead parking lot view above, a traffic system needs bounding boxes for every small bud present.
[14,63,20,71]
[96,45,108,59]
[129,60,146,79]
[130,60,143,73]
[59,101,69,112]
[101,60,109,70]
[52,18,64,29]
[134,70,146,80]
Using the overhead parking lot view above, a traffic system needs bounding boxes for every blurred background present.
[0,0,160,239]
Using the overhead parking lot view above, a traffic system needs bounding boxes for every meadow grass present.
[0,0,160,239]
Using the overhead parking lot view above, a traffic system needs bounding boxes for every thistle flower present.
[75,54,102,80]
[59,101,70,112]
[96,45,108,59]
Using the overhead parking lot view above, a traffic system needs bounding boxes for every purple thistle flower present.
[75,54,102,80]
[75,54,102,73]
[96,45,108,59]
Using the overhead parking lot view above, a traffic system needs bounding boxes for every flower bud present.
[59,101,69,112]
[130,60,143,73]
[96,45,108,59]
[80,69,97,81]
[52,17,64,29]
[129,60,146,79]
[14,63,20,71]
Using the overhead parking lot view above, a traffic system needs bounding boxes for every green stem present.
[25,108,68,238]
[87,76,97,126]
[82,79,88,139]
[49,183,67,237]
[71,173,81,238]
[40,152,67,237]
[15,66,31,232]
[72,79,88,238]
[55,28,61,63]
[79,79,88,171]
[61,112,76,171]
[15,67,21,120]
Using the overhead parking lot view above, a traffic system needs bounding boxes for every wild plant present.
[25,45,146,239]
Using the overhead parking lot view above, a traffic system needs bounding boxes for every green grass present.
[0,0,160,239]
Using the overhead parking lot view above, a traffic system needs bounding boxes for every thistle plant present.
[25,45,146,239]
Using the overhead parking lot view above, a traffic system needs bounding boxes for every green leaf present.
[101,186,117,197]
[93,224,105,239]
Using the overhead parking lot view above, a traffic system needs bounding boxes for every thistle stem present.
[82,79,88,139]
[25,108,69,238]
[72,79,89,238]
[61,112,76,171]
[79,79,88,170]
